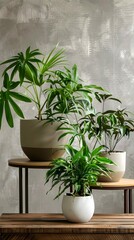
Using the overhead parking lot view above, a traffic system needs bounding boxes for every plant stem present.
[32,84,42,119]
[111,135,124,152]
[93,138,98,149]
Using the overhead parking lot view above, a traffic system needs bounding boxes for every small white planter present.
[20,119,67,161]
[62,194,95,223]
[99,151,126,182]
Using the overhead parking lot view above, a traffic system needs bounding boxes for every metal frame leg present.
[19,167,23,213]
[25,168,29,213]
[124,189,129,213]
[129,189,132,213]
[70,185,73,193]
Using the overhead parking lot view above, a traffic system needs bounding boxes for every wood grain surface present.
[0,233,134,240]
[8,158,51,168]
[0,213,134,233]
[0,213,134,240]
[92,178,134,189]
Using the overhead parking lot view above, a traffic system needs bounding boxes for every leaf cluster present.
[0,46,66,127]
[96,109,134,151]
[46,144,113,198]
[43,64,105,121]
[82,94,134,151]
[0,46,106,129]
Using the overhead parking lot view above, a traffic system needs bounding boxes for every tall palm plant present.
[0,47,105,129]
[0,46,66,127]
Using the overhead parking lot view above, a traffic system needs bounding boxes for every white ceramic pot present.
[62,194,95,223]
[99,151,126,182]
[20,119,67,161]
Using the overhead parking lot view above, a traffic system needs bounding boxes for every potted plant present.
[0,46,68,161]
[45,143,113,223]
[82,94,134,181]
[0,46,105,161]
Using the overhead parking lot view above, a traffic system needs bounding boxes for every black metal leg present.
[25,168,29,213]
[19,167,23,213]
[129,189,132,213]
[70,185,73,193]
[124,189,129,213]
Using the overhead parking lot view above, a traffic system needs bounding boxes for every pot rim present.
[101,151,126,154]
[64,193,93,198]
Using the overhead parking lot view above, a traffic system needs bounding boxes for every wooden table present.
[0,213,134,240]
[8,158,51,214]
[91,178,134,214]
[8,158,134,214]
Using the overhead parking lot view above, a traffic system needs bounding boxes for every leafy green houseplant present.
[0,46,66,127]
[45,143,113,222]
[57,92,134,182]
[82,94,134,181]
[0,46,105,161]
[0,46,69,161]
[0,46,103,128]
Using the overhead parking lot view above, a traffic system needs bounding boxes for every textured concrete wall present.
[0,0,134,214]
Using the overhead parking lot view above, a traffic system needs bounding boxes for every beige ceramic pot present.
[20,119,67,162]
[99,151,126,182]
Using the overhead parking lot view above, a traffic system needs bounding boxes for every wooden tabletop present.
[92,178,134,189]
[8,158,51,169]
[8,159,134,189]
[0,213,134,234]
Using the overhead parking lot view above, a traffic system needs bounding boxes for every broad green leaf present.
[96,156,114,164]
[29,59,42,63]
[5,99,13,128]
[3,73,10,89]
[9,92,31,102]
[26,62,37,80]
[103,110,116,114]
[91,146,104,157]
[26,46,31,58]
[0,57,18,65]
[8,96,24,118]
[10,81,20,90]
[11,64,20,80]
[65,144,77,157]
[29,49,42,57]
[19,66,25,84]
[0,95,4,128]
[108,97,122,103]
[86,85,105,91]
[94,92,102,102]
[24,64,34,82]
[2,61,18,75]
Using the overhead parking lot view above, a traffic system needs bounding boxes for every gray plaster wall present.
[0,0,134,214]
